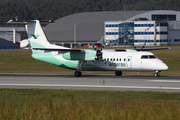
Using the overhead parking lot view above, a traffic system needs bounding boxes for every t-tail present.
[7,19,68,52]
[26,20,51,49]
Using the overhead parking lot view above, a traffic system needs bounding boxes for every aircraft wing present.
[115,47,170,52]
[135,47,170,51]
[33,48,83,52]
[33,48,97,61]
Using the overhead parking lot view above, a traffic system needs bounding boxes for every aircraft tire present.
[74,71,82,77]
[115,71,122,76]
[154,73,160,77]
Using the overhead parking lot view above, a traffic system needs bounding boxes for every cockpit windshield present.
[141,55,157,59]
[141,55,148,59]
[149,55,156,59]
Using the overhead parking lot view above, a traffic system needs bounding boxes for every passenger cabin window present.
[124,58,126,61]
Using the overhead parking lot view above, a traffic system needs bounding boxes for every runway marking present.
[0,84,180,90]
[147,80,180,83]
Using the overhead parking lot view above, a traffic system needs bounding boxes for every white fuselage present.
[34,49,168,72]
[80,50,168,71]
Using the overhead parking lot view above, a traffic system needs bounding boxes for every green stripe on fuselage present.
[32,50,78,70]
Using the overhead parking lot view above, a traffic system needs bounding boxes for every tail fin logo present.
[30,34,40,39]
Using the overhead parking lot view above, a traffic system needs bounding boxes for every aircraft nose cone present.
[161,63,168,70]
[154,60,168,71]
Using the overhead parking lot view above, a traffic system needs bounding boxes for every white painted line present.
[147,80,180,83]
[0,84,180,90]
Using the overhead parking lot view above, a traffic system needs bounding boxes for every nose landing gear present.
[154,71,160,77]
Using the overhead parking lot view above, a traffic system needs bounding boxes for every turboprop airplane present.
[7,19,169,77]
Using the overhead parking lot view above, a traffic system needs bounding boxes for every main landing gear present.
[115,71,122,76]
[74,71,82,77]
[154,71,160,77]
[74,61,86,77]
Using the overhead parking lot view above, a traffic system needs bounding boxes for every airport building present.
[104,10,180,46]
[0,27,23,49]
[105,20,168,46]
[0,38,18,49]
[44,10,180,47]
[1,10,180,49]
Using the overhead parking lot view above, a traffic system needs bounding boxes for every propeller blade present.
[141,42,146,50]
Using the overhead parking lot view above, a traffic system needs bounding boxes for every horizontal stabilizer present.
[7,19,53,24]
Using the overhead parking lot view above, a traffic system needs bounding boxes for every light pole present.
[123,5,127,21]
[74,23,76,48]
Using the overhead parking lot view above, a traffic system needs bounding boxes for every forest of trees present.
[0,0,180,26]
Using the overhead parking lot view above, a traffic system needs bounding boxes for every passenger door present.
[126,56,132,68]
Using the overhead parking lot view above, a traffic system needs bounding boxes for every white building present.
[0,32,21,42]
[105,20,168,46]
[105,10,180,46]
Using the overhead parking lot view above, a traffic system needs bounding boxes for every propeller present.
[93,44,103,61]
[94,49,102,61]
[93,36,105,62]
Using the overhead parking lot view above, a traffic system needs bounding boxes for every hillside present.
[0,0,179,26]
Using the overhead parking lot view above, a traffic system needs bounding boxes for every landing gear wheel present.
[115,71,122,76]
[154,73,160,77]
[74,71,82,77]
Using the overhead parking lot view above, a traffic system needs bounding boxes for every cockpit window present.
[141,55,148,59]
[149,55,156,59]
[141,55,157,59]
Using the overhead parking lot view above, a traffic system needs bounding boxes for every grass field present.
[0,89,180,119]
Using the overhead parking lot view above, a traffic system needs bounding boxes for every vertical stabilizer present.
[7,19,68,50]
[25,20,51,48]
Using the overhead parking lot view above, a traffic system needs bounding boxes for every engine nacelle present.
[62,49,96,61]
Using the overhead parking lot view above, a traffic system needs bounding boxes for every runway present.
[0,73,180,92]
